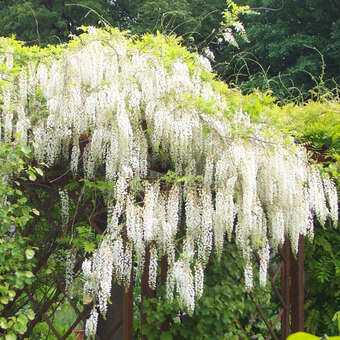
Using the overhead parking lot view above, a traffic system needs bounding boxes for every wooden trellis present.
[2,180,305,340]
[235,237,304,340]
[3,225,305,340]
[97,238,305,340]
[1,26,336,340]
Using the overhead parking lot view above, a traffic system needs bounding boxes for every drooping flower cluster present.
[85,306,98,340]
[59,189,69,232]
[0,28,338,337]
[65,250,76,296]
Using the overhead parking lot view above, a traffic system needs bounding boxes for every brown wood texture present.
[291,236,304,333]
[141,245,156,340]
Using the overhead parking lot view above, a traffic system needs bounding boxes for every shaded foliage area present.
[0,159,104,339]
[304,222,340,336]
[216,0,340,102]
[136,243,280,340]
[0,0,339,102]
[0,0,117,45]
[0,144,39,339]
[0,0,226,48]
[119,0,226,45]
[112,0,340,102]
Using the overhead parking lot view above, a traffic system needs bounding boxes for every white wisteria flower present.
[0,27,337,330]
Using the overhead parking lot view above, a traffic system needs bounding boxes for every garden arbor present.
[0,27,337,339]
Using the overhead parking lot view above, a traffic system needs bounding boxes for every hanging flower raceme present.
[0,27,338,333]
[59,189,69,232]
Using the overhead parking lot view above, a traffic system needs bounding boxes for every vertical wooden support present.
[280,237,305,339]
[160,255,168,286]
[281,240,291,340]
[141,245,155,340]
[291,235,304,333]
[97,285,124,339]
[160,255,171,333]
[123,267,133,340]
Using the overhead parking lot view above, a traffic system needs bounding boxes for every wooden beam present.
[281,240,291,340]
[141,245,156,340]
[123,267,133,340]
[290,235,304,333]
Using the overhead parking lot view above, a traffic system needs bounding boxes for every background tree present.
[0,0,228,48]
[109,0,340,102]
[0,0,339,102]
[215,0,340,102]
[0,0,117,45]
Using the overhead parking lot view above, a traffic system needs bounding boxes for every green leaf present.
[0,296,9,304]
[31,209,40,216]
[17,314,27,325]
[34,167,43,176]
[0,317,8,329]
[287,332,320,339]
[28,173,36,181]
[83,242,95,253]
[25,249,35,259]
[8,290,15,299]
[27,309,35,321]
[24,271,34,278]
[14,320,27,334]
[13,314,27,334]
[20,146,31,155]
[83,294,93,305]
[5,332,17,340]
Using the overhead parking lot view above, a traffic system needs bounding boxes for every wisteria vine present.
[0,27,338,338]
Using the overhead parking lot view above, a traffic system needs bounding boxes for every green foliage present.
[332,312,340,333]
[131,31,216,86]
[135,243,279,340]
[287,332,340,340]
[0,143,42,339]
[160,170,203,185]
[133,33,198,72]
[222,0,254,28]
[180,93,219,115]
[220,0,257,48]
[287,332,321,340]
[0,0,227,58]
[124,0,226,43]
[30,302,79,339]
[0,143,105,338]
[304,222,340,336]
[272,101,340,185]
[0,0,119,46]
[217,0,340,102]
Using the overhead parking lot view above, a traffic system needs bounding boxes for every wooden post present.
[280,236,305,339]
[96,285,124,339]
[290,235,304,333]
[281,240,291,340]
[141,246,156,340]
[160,255,171,333]
[123,267,133,340]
